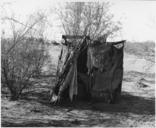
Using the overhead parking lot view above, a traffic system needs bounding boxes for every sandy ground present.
[1,45,155,127]
[124,53,155,74]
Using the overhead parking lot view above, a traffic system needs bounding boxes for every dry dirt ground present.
[1,45,155,127]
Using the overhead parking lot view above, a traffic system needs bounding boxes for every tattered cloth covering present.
[56,46,79,101]
[53,42,124,101]
[60,60,78,101]
[87,43,124,98]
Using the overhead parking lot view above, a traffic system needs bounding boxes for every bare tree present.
[57,2,121,41]
[1,12,49,100]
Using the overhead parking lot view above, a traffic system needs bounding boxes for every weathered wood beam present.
[62,35,90,40]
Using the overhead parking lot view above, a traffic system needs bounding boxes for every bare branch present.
[56,2,121,41]
[4,16,45,54]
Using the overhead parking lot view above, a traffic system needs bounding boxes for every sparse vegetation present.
[1,37,49,100]
[57,2,121,40]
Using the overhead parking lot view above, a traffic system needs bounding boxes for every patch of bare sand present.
[124,53,155,73]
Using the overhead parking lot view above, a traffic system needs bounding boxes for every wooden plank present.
[108,40,126,45]
[62,35,90,40]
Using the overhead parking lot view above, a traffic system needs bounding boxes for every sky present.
[1,0,156,42]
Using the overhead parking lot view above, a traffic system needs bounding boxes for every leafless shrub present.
[1,38,49,100]
[1,11,49,100]
[57,2,121,41]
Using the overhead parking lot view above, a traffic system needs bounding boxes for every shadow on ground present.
[2,72,155,127]
[2,90,155,127]
[21,90,155,115]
